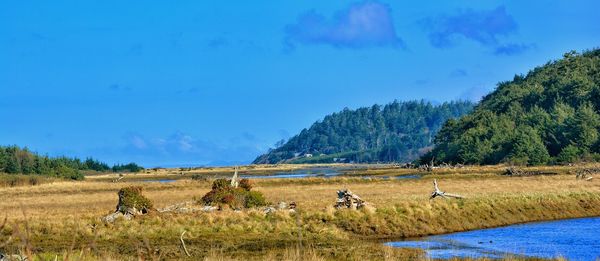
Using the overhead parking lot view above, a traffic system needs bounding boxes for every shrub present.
[245,191,267,208]
[239,178,253,191]
[200,179,267,209]
[117,186,153,213]
[201,190,218,204]
[557,145,582,164]
[212,179,230,190]
[222,194,235,204]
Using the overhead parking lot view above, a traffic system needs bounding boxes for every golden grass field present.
[1,164,599,260]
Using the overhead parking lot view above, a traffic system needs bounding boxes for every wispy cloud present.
[450,69,468,78]
[284,1,405,50]
[421,6,517,48]
[493,43,534,56]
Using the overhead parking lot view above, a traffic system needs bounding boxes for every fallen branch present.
[180,231,191,257]
[430,179,464,200]
[576,167,600,181]
[112,174,124,183]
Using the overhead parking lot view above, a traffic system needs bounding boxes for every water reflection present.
[386,217,600,260]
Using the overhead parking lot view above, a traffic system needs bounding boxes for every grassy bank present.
[0,174,56,188]
[0,166,598,260]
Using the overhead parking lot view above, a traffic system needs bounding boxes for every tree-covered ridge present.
[254,100,474,164]
[425,49,600,165]
[0,145,144,180]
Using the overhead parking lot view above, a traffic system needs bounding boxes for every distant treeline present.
[423,49,600,165]
[254,100,474,164]
[0,145,144,180]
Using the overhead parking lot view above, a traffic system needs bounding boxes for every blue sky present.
[1,1,599,167]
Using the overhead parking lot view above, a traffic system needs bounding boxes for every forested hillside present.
[0,145,144,180]
[254,100,474,164]
[424,49,600,165]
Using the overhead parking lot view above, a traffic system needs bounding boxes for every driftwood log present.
[576,167,599,181]
[112,174,124,183]
[158,201,217,213]
[430,179,464,200]
[335,189,367,209]
[264,201,298,214]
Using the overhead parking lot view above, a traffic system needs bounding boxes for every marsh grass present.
[1,165,599,260]
[0,174,55,188]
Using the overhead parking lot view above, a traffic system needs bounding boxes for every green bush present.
[245,191,267,208]
[117,186,153,213]
[58,166,85,180]
[200,179,267,209]
[557,145,582,164]
[212,179,230,190]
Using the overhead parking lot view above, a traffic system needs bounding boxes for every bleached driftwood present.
[576,168,599,181]
[335,189,367,209]
[430,179,464,200]
[419,157,435,172]
[230,167,239,188]
[112,174,124,183]
[180,231,191,257]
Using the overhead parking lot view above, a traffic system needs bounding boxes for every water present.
[140,179,178,183]
[386,217,600,260]
[134,167,421,182]
[395,175,421,179]
[242,168,421,180]
[241,167,342,179]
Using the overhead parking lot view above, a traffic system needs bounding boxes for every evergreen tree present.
[426,49,600,165]
[254,100,474,164]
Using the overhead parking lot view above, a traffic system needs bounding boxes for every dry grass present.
[0,164,599,260]
[0,174,56,188]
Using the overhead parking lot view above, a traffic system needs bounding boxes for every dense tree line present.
[254,100,474,164]
[0,145,144,180]
[112,163,144,173]
[424,49,600,165]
